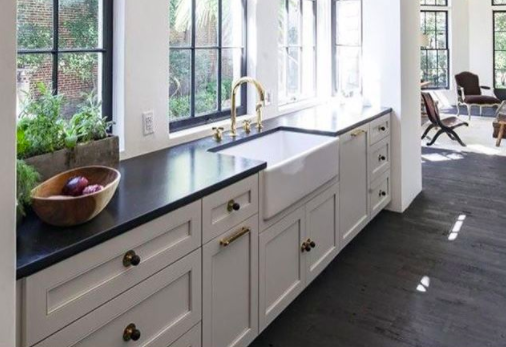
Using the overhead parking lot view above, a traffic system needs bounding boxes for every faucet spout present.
[230,77,266,137]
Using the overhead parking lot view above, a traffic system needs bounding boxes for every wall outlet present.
[265,90,273,106]
[142,111,155,136]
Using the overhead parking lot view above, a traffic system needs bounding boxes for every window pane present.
[279,0,287,46]
[222,0,244,47]
[336,46,361,95]
[17,0,53,50]
[278,48,287,103]
[222,49,243,109]
[17,54,53,114]
[169,50,192,121]
[196,1,218,47]
[302,47,315,97]
[302,0,315,47]
[59,0,99,49]
[336,0,361,46]
[170,0,192,47]
[58,53,100,118]
[195,50,218,115]
[288,0,301,45]
[287,47,300,97]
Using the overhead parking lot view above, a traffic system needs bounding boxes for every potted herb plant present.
[16,160,40,223]
[18,83,119,180]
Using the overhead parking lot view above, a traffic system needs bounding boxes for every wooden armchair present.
[455,72,504,120]
[422,92,469,147]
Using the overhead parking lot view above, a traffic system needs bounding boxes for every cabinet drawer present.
[369,114,390,146]
[369,171,391,218]
[171,323,201,347]
[203,175,258,244]
[368,137,390,183]
[24,201,201,347]
[34,250,202,347]
[203,215,259,347]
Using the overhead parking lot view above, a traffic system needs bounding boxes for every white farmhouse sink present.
[217,130,339,219]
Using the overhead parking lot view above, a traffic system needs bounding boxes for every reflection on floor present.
[250,147,506,347]
[422,115,506,156]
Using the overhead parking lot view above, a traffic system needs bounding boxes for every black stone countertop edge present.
[17,104,392,279]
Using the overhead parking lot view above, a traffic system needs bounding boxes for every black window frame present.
[493,0,506,6]
[420,0,448,6]
[17,0,114,121]
[331,0,363,96]
[169,0,248,132]
[278,0,318,106]
[420,10,450,90]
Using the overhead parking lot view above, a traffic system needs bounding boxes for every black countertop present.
[17,104,392,279]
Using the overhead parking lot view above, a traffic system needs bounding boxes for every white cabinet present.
[202,215,259,347]
[305,183,340,285]
[339,125,369,249]
[259,207,306,332]
[170,324,201,347]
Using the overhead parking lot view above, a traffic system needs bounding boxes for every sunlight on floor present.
[422,152,465,162]
[416,276,431,293]
[448,214,466,241]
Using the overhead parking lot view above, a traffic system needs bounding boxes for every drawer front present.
[369,114,390,146]
[24,201,201,347]
[203,175,258,244]
[369,171,391,218]
[368,137,390,183]
[171,323,201,347]
[35,250,202,347]
[203,215,259,347]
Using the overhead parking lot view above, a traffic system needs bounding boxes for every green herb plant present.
[16,160,40,217]
[68,92,113,144]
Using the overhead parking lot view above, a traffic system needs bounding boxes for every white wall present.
[0,0,18,345]
[363,0,422,212]
[469,0,494,88]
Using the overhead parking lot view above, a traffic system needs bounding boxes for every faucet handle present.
[212,127,225,142]
[243,120,252,134]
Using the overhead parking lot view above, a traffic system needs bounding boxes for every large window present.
[494,11,506,89]
[278,0,317,106]
[420,0,447,6]
[332,0,362,97]
[493,0,506,6]
[17,0,113,119]
[420,10,449,89]
[169,0,247,131]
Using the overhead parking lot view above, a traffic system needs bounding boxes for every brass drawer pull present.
[301,239,316,253]
[378,154,386,162]
[227,199,241,212]
[379,190,387,197]
[351,129,366,137]
[123,250,141,267]
[123,323,141,342]
[220,227,251,247]
[380,126,387,132]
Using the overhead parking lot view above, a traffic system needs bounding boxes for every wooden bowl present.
[31,166,121,227]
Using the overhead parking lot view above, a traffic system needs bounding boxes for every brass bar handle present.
[220,227,251,247]
[351,129,366,137]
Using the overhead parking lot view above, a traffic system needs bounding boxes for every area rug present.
[421,115,506,157]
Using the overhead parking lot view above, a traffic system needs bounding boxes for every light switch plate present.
[142,111,155,136]
[265,90,273,106]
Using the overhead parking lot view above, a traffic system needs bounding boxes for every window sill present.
[278,98,323,116]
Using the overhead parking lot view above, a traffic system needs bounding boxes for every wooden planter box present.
[25,136,120,181]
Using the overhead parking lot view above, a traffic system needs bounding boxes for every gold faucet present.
[230,77,266,137]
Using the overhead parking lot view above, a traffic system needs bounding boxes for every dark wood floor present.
[250,147,506,347]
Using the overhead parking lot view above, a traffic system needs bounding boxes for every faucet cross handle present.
[243,120,252,134]
[212,127,225,142]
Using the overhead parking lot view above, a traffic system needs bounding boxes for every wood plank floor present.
[250,148,506,347]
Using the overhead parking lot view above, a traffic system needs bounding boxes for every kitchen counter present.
[17,104,392,279]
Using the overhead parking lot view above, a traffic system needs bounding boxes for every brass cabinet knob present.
[380,126,387,131]
[308,239,316,249]
[123,323,141,342]
[227,200,241,212]
[379,190,387,197]
[378,155,386,162]
[123,250,141,267]
[301,241,312,252]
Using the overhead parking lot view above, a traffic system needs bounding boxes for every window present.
[493,0,506,6]
[420,11,449,89]
[494,12,506,88]
[420,0,448,6]
[332,0,362,97]
[169,0,247,132]
[278,0,317,106]
[17,0,113,119]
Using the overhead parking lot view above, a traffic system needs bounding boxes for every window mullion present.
[53,0,59,94]
[218,0,223,112]
[190,0,196,119]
